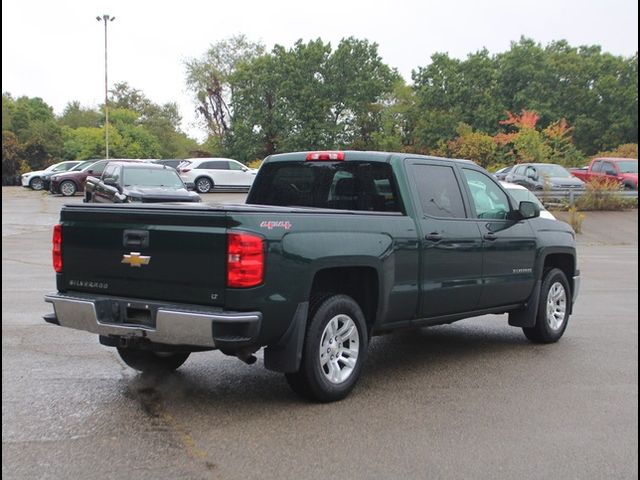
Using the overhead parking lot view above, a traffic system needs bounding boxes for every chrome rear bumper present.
[45,292,261,348]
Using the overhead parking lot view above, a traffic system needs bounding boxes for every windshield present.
[51,162,77,172]
[535,164,572,178]
[616,160,638,173]
[70,160,97,172]
[81,161,101,172]
[504,186,546,210]
[123,168,184,188]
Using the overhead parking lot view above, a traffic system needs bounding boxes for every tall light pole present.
[96,14,115,159]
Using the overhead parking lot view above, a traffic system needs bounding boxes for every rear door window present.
[409,164,466,218]
[200,161,229,170]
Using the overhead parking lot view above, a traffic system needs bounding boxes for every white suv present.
[177,158,257,193]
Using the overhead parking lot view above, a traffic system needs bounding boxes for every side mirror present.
[104,178,117,187]
[87,170,94,175]
[526,171,537,180]
[242,167,248,172]
[185,182,195,191]
[518,200,540,219]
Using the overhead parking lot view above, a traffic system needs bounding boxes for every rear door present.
[200,160,232,187]
[407,160,483,318]
[60,205,229,307]
[459,167,537,308]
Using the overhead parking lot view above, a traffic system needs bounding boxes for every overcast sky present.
[2,0,638,140]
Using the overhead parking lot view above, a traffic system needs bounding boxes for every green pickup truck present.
[44,151,580,402]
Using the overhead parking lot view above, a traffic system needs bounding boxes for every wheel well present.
[543,253,575,293]
[195,175,213,184]
[310,267,379,331]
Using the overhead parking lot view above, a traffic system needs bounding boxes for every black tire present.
[523,268,571,343]
[29,177,44,191]
[195,177,213,193]
[117,347,190,373]
[60,180,77,197]
[285,294,368,402]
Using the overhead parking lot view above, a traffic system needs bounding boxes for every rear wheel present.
[195,177,213,193]
[60,180,77,197]
[29,177,44,191]
[117,347,190,372]
[285,294,368,402]
[523,268,571,343]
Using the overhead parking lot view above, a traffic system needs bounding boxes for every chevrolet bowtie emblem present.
[121,252,151,267]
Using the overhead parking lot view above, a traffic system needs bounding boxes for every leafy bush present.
[246,159,263,169]
[593,143,638,159]
[575,178,633,210]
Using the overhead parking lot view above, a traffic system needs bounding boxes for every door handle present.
[425,232,442,242]
[483,232,497,241]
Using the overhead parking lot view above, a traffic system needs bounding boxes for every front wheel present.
[60,180,77,197]
[195,177,213,193]
[117,347,190,373]
[29,177,44,191]
[285,294,368,402]
[523,268,571,343]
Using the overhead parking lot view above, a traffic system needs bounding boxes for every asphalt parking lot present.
[2,186,638,480]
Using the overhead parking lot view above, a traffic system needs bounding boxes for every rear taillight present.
[227,232,264,288]
[52,224,62,273]
[306,151,345,161]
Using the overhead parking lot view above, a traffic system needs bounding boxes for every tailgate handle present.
[123,230,149,248]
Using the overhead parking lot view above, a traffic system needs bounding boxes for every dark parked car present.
[505,163,585,191]
[85,162,201,203]
[49,159,144,196]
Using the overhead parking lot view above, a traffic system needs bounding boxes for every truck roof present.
[592,157,638,162]
[264,150,477,165]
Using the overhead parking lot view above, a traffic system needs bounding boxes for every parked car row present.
[20,157,259,198]
[494,157,638,191]
[21,160,82,190]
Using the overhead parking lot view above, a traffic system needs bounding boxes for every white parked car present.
[500,181,556,220]
[21,160,82,190]
[177,158,257,193]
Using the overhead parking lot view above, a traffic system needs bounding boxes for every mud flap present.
[264,302,308,373]
[508,280,541,328]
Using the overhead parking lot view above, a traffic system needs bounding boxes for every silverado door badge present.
[122,252,151,267]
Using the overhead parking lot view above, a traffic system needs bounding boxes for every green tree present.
[2,130,23,182]
[185,35,265,139]
[59,101,101,128]
[2,92,16,131]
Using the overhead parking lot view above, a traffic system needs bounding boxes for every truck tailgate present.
[58,204,228,306]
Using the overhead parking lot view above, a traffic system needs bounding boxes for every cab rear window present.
[247,161,403,213]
